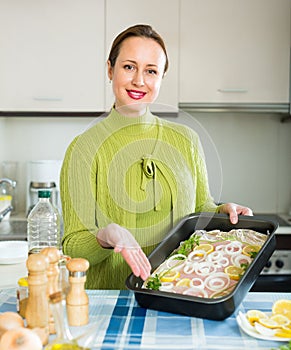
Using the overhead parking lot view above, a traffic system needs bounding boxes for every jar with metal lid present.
[17,277,28,318]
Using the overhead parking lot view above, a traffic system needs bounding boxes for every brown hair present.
[107,24,169,75]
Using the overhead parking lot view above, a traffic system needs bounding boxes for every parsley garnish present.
[250,251,258,259]
[146,274,161,290]
[271,341,291,350]
[240,263,249,270]
[176,234,200,256]
[239,262,249,278]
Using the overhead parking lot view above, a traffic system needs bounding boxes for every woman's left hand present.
[97,223,151,280]
[218,202,253,224]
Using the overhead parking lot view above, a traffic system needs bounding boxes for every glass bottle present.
[45,291,96,350]
[44,291,81,350]
[0,177,16,219]
[27,190,61,254]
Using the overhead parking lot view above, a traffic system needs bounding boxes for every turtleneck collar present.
[104,106,157,135]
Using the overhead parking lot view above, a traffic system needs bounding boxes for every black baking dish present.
[126,213,278,320]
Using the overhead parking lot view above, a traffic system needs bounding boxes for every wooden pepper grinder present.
[40,247,61,335]
[25,253,49,345]
[66,258,90,326]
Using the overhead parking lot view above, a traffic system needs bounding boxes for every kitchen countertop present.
[1,213,291,242]
[0,288,290,349]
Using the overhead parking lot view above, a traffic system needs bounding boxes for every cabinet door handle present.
[33,96,63,101]
[217,88,248,93]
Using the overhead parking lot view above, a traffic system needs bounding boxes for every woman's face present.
[107,36,166,117]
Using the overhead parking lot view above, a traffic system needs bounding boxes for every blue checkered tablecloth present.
[0,289,290,350]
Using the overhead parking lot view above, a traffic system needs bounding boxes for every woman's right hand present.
[96,223,151,281]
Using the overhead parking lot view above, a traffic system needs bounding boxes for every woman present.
[60,24,252,289]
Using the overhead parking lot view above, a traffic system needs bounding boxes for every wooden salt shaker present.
[66,258,90,326]
[25,253,49,344]
[40,247,61,334]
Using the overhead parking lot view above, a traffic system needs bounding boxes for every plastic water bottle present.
[27,190,61,254]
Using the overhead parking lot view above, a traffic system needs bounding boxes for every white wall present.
[0,116,96,213]
[189,112,291,214]
[0,119,5,162]
[1,112,290,215]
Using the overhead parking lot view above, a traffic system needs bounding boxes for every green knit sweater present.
[60,107,218,289]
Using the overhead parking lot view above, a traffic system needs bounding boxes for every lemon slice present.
[160,270,180,282]
[246,310,268,325]
[270,314,290,327]
[274,329,291,338]
[242,245,261,256]
[224,265,244,281]
[254,322,277,337]
[176,278,191,287]
[193,243,214,256]
[258,317,280,329]
[275,323,291,338]
[282,324,291,331]
[272,299,291,321]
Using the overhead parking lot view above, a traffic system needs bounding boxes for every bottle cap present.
[38,190,51,198]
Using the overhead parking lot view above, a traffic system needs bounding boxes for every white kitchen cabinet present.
[0,0,105,112]
[105,0,179,113]
[179,0,291,105]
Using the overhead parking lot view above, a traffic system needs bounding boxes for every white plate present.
[236,311,291,342]
[0,241,28,264]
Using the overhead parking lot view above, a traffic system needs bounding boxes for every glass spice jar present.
[17,276,28,318]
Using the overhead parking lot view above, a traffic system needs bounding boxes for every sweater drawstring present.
[141,155,161,211]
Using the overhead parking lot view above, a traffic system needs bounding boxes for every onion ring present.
[204,272,230,292]
[213,256,229,268]
[231,253,252,267]
[187,250,207,263]
[195,261,217,276]
[215,245,225,252]
[190,278,204,289]
[183,263,196,275]
[166,254,187,270]
[207,251,223,262]
[224,241,242,255]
